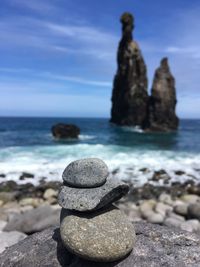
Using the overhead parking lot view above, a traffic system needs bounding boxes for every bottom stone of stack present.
[60,206,135,262]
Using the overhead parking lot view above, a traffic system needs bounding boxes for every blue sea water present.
[0,117,199,185]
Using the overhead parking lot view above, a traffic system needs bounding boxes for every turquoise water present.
[0,117,199,185]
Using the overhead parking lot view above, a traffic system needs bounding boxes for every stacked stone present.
[58,158,135,262]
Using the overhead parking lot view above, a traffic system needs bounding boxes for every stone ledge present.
[0,222,200,267]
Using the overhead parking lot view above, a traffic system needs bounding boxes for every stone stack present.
[58,158,135,262]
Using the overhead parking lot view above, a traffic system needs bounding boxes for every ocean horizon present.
[0,117,199,186]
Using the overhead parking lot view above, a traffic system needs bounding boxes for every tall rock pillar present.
[110,12,148,127]
[148,58,179,131]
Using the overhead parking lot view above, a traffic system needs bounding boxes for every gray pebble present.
[58,179,129,212]
[163,217,182,228]
[188,203,200,220]
[166,211,185,222]
[174,204,188,216]
[62,158,109,188]
[146,212,164,224]
[180,220,200,232]
[60,206,135,262]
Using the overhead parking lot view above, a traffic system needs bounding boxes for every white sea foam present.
[0,143,199,185]
[121,126,144,133]
[79,134,96,140]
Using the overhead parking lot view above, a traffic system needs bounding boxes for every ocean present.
[0,117,199,185]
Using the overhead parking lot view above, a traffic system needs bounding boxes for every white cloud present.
[45,22,118,44]
[0,68,112,88]
[0,15,117,62]
[7,0,56,13]
[165,46,200,59]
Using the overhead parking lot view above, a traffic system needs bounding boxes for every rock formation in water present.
[110,13,179,132]
[110,12,148,127]
[51,123,80,139]
[148,58,179,131]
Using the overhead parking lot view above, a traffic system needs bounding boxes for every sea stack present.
[110,12,179,132]
[110,12,148,127]
[58,158,135,262]
[148,58,179,131]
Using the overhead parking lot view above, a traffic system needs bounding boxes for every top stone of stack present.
[62,158,109,188]
[58,158,129,212]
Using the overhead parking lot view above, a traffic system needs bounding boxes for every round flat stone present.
[58,179,129,212]
[62,158,108,188]
[60,206,135,262]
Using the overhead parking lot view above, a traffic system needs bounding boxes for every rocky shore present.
[1,169,200,254]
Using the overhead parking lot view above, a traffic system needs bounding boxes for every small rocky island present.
[52,123,80,139]
[111,12,179,132]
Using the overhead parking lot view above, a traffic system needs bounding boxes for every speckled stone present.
[60,206,135,262]
[62,158,108,188]
[58,179,129,212]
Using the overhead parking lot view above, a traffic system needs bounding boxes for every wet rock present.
[148,58,179,131]
[62,158,108,188]
[174,203,188,216]
[166,211,185,222]
[3,201,21,212]
[139,168,150,173]
[139,200,156,219]
[43,188,58,200]
[180,194,199,204]
[155,202,172,217]
[60,206,135,262]
[0,220,7,231]
[163,217,182,228]
[52,123,80,139]
[187,184,200,195]
[172,200,185,207]
[112,168,120,175]
[188,203,200,220]
[19,197,44,208]
[158,193,173,206]
[19,172,34,180]
[129,183,167,202]
[116,203,142,222]
[175,170,185,176]
[20,205,34,213]
[127,209,142,223]
[4,205,60,234]
[146,212,164,224]
[0,208,8,221]
[58,179,129,212]
[1,223,200,267]
[180,220,200,233]
[110,12,148,127]
[0,192,17,204]
[0,231,27,253]
[151,170,170,183]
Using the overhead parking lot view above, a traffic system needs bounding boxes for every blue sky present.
[0,0,200,118]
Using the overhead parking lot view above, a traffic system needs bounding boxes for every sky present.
[0,0,200,118]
